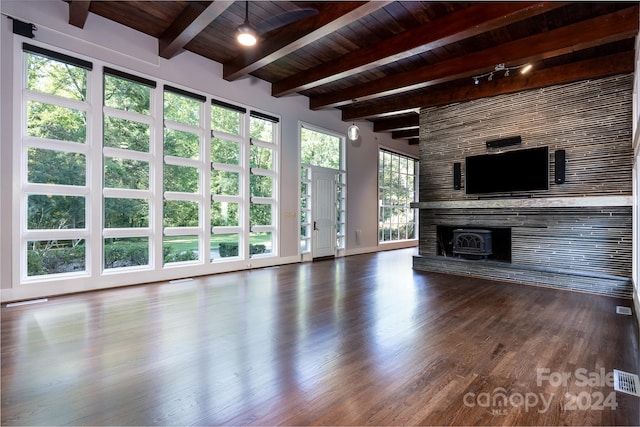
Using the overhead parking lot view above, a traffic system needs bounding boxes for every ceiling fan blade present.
[256,8,318,35]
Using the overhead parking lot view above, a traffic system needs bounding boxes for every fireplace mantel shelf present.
[410,195,631,210]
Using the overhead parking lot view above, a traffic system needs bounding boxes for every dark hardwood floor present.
[1,248,639,426]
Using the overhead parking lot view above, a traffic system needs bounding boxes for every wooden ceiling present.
[66,1,638,144]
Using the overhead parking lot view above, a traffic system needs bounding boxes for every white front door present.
[312,170,336,258]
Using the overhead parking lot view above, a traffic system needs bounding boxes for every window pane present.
[164,128,199,159]
[28,195,85,230]
[300,128,340,169]
[250,116,274,142]
[27,239,85,276]
[250,174,273,197]
[250,203,272,226]
[250,232,272,255]
[163,235,199,264]
[250,146,273,169]
[164,91,200,126]
[104,237,149,269]
[27,101,86,143]
[104,116,150,152]
[211,233,240,259]
[104,198,149,228]
[28,148,86,186]
[104,75,150,114]
[104,157,149,189]
[164,200,199,227]
[378,151,417,243]
[211,138,240,165]
[211,105,241,135]
[164,164,199,193]
[211,201,239,227]
[27,53,86,101]
[211,170,239,195]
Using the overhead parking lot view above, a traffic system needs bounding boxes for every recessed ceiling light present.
[521,64,533,74]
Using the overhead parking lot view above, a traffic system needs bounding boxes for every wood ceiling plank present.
[312,6,639,110]
[272,2,566,97]
[68,0,91,29]
[344,51,635,121]
[373,115,419,132]
[223,1,392,81]
[159,1,233,59]
[392,129,419,139]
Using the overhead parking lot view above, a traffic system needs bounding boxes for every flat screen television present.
[465,146,549,194]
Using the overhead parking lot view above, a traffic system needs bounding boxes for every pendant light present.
[236,1,257,47]
[347,123,360,141]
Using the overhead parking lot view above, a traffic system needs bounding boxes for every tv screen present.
[465,146,549,194]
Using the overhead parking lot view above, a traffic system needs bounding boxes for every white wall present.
[0,1,418,299]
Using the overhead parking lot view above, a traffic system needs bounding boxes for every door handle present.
[313,221,318,231]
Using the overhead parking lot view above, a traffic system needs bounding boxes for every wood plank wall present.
[415,74,633,297]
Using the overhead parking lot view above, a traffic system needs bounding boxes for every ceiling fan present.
[235,1,318,46]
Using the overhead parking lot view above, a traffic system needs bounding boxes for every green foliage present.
[104,74,150,114]
[27,240,85,276]
[164,128,200,159]
[211,202,239,227]
[211,138,240,165]
[104,241,149,268]
[250,116,274,142]
[164,164,199,193]
[104,157,149,190]
[301,128,341,169]
[164,91,200,126]
[28,101,86,143]
[250,146,273,169]
[28,195,85,230]
[211,105,241,135]
[27,53,86,100]
[211,170,239,195]
[164,201,199,227]
[104,198,149,228]
[218,242,266,257]
[104,116,150,152]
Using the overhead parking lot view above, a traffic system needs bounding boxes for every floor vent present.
[616,306,632,315]
[613,369,640,397]
[6,298,48,308]
[169,278,193,284]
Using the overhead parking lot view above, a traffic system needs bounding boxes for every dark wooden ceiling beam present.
[313,6,639,110]
[392,129,419,139]
[373,115,419,132]
[342,51,635,121]
[272,2,566,97]
[159,1,233,59]
[223,1,392,82]
[68,0,91,29]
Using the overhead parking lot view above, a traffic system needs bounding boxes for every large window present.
[103,68,155,270]
[378,150,418,243]
[163,87,205,265]
[22,44,91,278]
[17,41,280,287]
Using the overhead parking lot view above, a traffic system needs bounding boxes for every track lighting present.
[472,63,532,85]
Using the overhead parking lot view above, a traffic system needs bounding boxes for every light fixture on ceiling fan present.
[236,1,258,47]
[235,1,318,48]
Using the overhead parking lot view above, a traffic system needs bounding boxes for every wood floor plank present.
[1,248,638,426]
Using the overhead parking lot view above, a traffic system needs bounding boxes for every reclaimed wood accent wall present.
[415,74,633,297]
